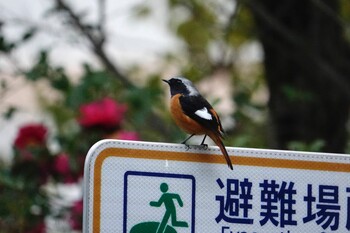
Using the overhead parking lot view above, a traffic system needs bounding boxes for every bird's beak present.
[162,79,170,84]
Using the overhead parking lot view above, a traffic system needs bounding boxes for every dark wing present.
[179,95,224,135]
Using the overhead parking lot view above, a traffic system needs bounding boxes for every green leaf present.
[26,51,50,81]
[3,106,16,119]
[281,85,314,102]
[0,35,16,52]
[21,27,37,42]
[288,140,325,152]
[133,4,152,18]
[50,67,71,92]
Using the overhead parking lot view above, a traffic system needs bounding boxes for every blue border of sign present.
[123,171,196,233]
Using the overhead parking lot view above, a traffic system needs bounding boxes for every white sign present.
[83,139,350,233]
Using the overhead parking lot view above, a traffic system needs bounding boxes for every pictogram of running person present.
[150,183,188,233]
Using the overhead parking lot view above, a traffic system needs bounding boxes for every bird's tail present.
[209,133,233,170]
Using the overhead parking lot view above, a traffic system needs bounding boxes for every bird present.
[163,76,233,170]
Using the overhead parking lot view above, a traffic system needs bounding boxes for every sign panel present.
[83,139,350,233]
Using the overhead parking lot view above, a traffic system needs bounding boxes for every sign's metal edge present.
[83,140,108,233]
[87,139,350,163]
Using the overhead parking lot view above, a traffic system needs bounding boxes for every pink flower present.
[107,130,140,141]
[116,131,140,140]
[52,153,80,184]
[53,153,70,175]
[69,199,83,230]
[14,124,48,149]
[78,97,127,128]
[72,199,83,214]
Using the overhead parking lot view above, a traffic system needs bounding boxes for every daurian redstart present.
[163,77,233,170]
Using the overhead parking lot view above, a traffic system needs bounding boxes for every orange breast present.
[170,94,207,135]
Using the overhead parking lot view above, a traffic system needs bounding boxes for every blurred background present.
[0,0,349,232]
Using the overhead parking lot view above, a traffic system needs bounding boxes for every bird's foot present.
[201,143,208,150]
[181,140,191,151]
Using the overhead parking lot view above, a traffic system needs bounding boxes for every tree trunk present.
[249,0,350,152]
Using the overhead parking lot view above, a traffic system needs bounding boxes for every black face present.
[163,78,189,96]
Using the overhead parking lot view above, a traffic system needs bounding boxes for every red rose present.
[72,199,83,214]
[69,199,83,230]
[78,97,127,128]
[14,124,48,149]
[52,153,80,184]
[53,153,70,175]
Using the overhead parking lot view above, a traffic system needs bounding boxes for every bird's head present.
[162,77,199,97]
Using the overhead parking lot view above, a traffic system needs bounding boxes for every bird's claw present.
[181,141,191,151]
[182,141,207,151]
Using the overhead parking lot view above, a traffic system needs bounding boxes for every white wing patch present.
[195,107,212,120]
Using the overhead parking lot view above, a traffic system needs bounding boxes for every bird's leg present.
[200,135,208,150]
[181,134,195,150]
[181,134,195,144]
